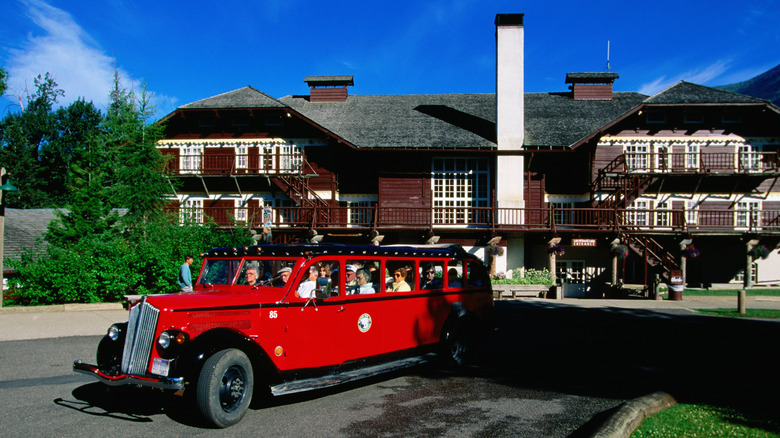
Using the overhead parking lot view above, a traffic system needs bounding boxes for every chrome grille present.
[121,298,160,375]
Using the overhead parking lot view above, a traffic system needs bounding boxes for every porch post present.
[745,239,759,289]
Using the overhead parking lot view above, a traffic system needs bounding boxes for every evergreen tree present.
[0,73,64,208]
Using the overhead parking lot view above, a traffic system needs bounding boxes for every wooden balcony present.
[163,153,311,176]
[600,152,779,177]
[164,205,780,235]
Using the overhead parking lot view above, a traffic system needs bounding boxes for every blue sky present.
[1,0,779,119]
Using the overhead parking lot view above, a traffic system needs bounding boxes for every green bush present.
[490,268,552,285]
[5,215,254,305]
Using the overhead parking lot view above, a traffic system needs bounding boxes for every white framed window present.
[738,144,762,172]
[686,143,700,170]
[626,199,649,226]
[685,201,698,226]
[625,144,649,172]
[348,201,376,227]
[551,202,574,225]
[180,199,203,224]
[655,201,671,227]
[277,144,303,174]
[736,200,760,229]
[180,144,203,174]
[654,144,671,172]
[236,144,248,170]
[431,158,490,226]
[235,200,248,223]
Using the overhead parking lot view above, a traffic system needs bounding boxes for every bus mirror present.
[316,277,331,300]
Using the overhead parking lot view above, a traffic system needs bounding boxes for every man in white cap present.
[345,265,358,294]
[273,266,292,287]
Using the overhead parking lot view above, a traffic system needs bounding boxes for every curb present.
[590,392,677,438]
[0,302,124,314]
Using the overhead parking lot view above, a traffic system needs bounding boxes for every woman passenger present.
[389,267,411,292]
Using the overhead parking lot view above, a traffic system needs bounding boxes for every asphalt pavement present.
[2,294,778,438]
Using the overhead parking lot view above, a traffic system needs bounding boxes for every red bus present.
[74,243,494,427]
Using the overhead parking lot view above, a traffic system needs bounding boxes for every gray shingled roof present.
[281,91,646,149]
[524,92,646,148]
[280,94,497,149]
[180,86,287,109]
[3,209,55,264]
[644,81,768,104]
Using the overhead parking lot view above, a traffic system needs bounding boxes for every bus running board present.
[270,353,437,396]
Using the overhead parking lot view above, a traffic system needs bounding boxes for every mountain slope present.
[716,64,780,107]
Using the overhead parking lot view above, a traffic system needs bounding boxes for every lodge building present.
[156,13,780,296]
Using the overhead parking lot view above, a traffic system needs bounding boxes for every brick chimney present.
[565,72,619,100]
[304,75,354,103]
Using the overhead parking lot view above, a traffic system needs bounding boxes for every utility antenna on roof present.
[604,40,612,72]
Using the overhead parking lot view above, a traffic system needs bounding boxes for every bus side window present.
[467,261,487,287]
[447,260,463,288]
[386,260,414,292]
[346,260,381,294]
[419,261,444,290]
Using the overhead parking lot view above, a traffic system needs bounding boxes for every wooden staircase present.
[623,234,679,282]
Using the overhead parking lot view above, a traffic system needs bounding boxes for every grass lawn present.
[680,288,780,297]
[695,308,780,319]
[632,403,780,437]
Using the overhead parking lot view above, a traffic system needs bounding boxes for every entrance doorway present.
[556,260,587,297]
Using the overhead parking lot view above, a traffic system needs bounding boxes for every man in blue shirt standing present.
[178,255,194,292]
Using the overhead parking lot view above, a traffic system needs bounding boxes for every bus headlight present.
[158,330,188,349]
[107,324,122,341]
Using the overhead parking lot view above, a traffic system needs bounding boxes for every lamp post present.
[0,167,18,308]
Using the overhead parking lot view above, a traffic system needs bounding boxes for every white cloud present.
[638,60,731,96]
[4,0,173,116]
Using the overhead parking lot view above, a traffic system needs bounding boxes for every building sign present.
[571,238,597,247]
[670,270,683,285]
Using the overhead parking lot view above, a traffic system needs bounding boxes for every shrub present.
[491,268,552,285]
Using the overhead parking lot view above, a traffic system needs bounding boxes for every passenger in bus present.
[244,263,262,287]
[318,263,331,280]
[354,268,375,294]
[389,267,412,292]
[447,268,463,288]
[273,267,292,287]
[345,265,358,294]
[295,265,319,298]
[420,266,443,290]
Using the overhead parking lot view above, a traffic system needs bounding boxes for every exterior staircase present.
[623,234,679,282]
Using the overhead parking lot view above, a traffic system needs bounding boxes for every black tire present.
[441,317,471,366]
[196,348,254,428]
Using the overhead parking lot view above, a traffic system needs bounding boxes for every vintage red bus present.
[74,243,494,427]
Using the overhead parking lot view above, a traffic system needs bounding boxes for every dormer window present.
[684,111,704,124]
[646,111,665,124]
[722,110,742,123]
[198,116,217,128]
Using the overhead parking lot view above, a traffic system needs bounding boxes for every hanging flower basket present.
[547,244,565,257]
[748,245,770,260]
[682,245,700,259]
[611,243,629,259]
[487,244,504,256]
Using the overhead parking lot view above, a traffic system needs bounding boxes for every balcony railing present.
[163,153,308,176]
[617,151,779,174]
[164,205,780,234]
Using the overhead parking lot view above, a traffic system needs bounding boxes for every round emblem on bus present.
[357,313,372,333]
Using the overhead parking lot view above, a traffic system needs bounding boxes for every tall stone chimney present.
[495,13,525,231]
[496,13,524,150]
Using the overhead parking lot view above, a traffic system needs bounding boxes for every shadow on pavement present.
[472,300,780,433]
